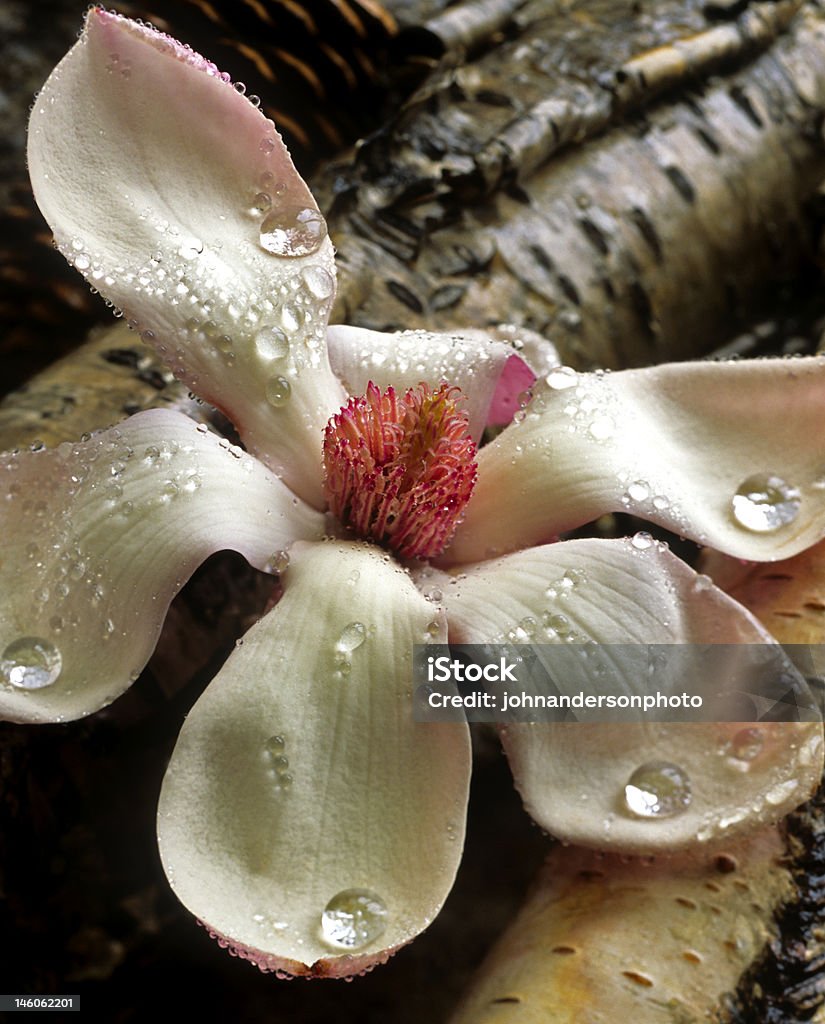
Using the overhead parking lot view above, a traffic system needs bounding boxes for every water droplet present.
[265,735,285,754]
[546,614,570,636]
[731,474,801,533]
[1,637,63,690]
[265,376,291,407]
[265,550,290,574]
[178,240,203,260]
[336,622,366,653]
[588,416,614,441]
[725,727,764,765]
[255,325,289,361]
[546,367,578,390]
[302,265,334,300]
[248,192,272,217]
[630,532,654,550]
[627,481,650,502]
[320,889,388,951]
[73,252,91,271]
[259,206,327,257]
[624,762,692,818]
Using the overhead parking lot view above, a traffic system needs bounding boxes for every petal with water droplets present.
[27,9,343,505]
[447,357,825,563]
[158,540,470,976]
[0,409,323,723]
[435,538,822,852]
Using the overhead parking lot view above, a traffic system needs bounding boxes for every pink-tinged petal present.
[157,541,470,976]
[447,357,825,563]
[326,325,546,441]
[0,410,323,723]
[487,354,536,427]
[431,538,822,852]
[27,9,344,506]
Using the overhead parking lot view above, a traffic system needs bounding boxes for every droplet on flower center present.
[322,382,477,560]
[320,889,388,950]
[730,474,801,532]
[258,205,327,257]
[623,762,692,818]
[1,636,62,690]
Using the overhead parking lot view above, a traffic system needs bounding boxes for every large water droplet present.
[265,376,291,408]
[624,762,692,818]
[259,206,327,257]
[731,474,801,533]
[336,622,366,653]
[255,326,289,361]
[320,889,388,950]
[1,636,63,690]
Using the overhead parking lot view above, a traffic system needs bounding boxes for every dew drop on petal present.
[259,206,327,257]
[320,890,388,950]
[545,366,578,390]
[1,636,62,690]
[265,550,290,574]
[248,192,272,218]
[265,734,285,755]
[623,762,692,818]
[731,474,801,533]
[336,622,366,653]
[630,532,654,550]
[627,481,650,502]
[588,416,614,441]
[725,727,764,766]
[302,265,334,300]
[265,376,291,408]
[255,326,289,361]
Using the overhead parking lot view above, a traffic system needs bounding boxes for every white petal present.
[0,410,323,723]
[434,538,822,852]
[27,9,344,505]
[158,541,471,976]
[326,325,539,441]
[447,357,825,563]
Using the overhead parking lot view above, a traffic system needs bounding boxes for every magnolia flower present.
[4,7,825,978]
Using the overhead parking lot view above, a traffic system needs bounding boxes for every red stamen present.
[323,382,477,560]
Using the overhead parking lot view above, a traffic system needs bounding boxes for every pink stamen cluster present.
[323,381,478,560]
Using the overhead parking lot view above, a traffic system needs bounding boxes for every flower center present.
[323,381,477,560]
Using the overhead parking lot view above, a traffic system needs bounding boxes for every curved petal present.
[326,324,542,441]
[0,410,323,723]
[27,9,344,505]
[157,540,471,977]
[429,537,823,852]
[447,357,825,563]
